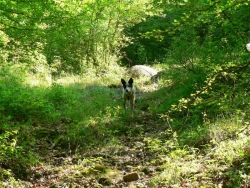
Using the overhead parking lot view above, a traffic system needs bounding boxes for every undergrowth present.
[0,63,250,187]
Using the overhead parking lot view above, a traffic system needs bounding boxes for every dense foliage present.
[0,0,250,187]
[1,0,154,74]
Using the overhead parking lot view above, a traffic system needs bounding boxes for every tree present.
[0,0,155,75]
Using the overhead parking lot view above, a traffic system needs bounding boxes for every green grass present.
[150,117,250,187]
[1,63,250,187]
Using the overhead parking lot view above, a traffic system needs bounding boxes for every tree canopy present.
[1,0,250,187]
[1,0,155,74]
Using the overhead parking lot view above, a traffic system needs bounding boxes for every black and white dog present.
[121,78,136,111]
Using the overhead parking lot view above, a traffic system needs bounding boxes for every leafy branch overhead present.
[140,0,249,41]
[1,0,250,187]
[0,0,155,73]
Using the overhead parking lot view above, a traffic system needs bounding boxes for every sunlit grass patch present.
[150,148,204,186]
[150,116,250,187]
[212,134,249,164]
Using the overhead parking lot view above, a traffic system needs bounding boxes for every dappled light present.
[1,0,250,187]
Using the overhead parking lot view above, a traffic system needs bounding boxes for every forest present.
[1,0,250,187]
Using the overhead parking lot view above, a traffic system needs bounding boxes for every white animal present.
[121,78,136,111]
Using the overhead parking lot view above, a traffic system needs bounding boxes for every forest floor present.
[21,83,169,188]
[24,113,165,188]
[22,116,249,188]
[4,77,250,188]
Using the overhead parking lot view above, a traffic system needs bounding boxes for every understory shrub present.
[0,124,37,180]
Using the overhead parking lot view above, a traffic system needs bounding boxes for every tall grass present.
[1,63,250,186]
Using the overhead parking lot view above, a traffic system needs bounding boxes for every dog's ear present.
[128,78,133,85]
[121,79,126,85]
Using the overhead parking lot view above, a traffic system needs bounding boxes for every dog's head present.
[121,78,134,94]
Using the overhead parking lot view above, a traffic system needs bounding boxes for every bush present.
[0,124,37,180]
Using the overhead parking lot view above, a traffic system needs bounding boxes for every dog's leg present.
[123,98,129,116]
[130,98,134,110]
[130,96,135,117]
[124,99,127,109]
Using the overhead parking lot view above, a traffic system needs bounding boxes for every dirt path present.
[22,112,166,188]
